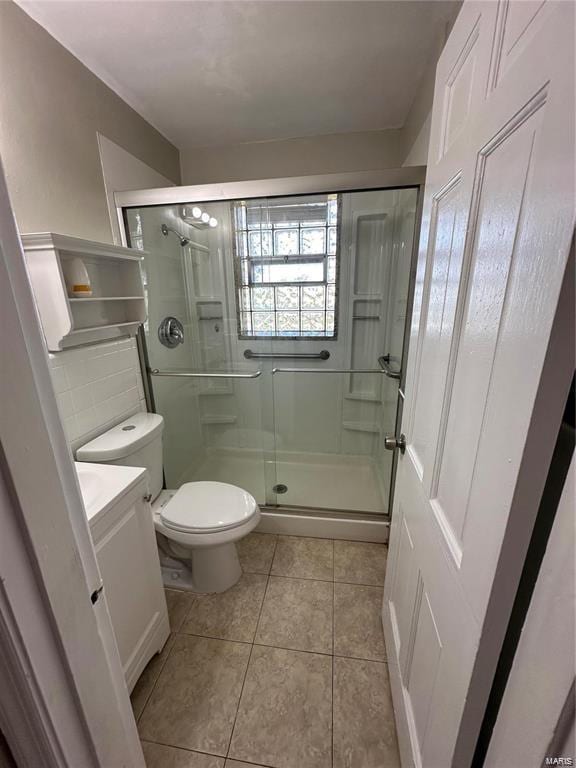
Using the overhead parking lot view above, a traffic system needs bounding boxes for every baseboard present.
[382,600,419,768]
[257,508,389,543]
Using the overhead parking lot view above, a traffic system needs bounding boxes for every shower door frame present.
[116,168,425,538]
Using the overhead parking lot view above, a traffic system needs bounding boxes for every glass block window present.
[232,194,339,338]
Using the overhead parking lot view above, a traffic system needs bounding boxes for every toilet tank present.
[76,413,164,500]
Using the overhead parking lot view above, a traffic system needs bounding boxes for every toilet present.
[76,412,260,593]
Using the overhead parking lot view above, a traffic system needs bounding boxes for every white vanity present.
[75,462,169,692]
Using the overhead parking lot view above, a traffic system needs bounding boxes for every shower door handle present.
[272,367,384,374]
[378,355,401,380]
[149,368,262,379]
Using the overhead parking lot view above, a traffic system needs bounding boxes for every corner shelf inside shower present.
[21,232,146,351]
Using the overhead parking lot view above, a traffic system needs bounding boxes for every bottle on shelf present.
[63,257,92,298]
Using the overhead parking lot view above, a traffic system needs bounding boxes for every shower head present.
[161,223,190,247]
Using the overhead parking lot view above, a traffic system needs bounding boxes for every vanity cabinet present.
[88,468,169,693]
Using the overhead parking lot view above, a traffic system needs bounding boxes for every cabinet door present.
[92,485,168,690]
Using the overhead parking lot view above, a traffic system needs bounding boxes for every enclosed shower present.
[121,174,421,526]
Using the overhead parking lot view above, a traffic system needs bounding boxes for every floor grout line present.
[140,738,225,760]
[174,630,254,646]
[139,536,390,767]
[331,543,335,768]
[224,537,279,762]
[134,633,176,725]
[135,587,199,721]
[254,571,385,588]
[167,630,387,665]
[177,595,198,633]
[170,572,386,589]
[141,737,279,768]
[252,641,332,658]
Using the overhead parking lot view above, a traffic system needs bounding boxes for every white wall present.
[45,141,179,456]
[181,129,404,185]
[98,134,174,245]
[179,8,460,185]
[403,112,432,167]
[0,3,184,456]
[47,138,177,454]
[49,338,146,453]
[0,1,180,243]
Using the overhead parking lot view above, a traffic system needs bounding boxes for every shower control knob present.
[158,316,184,348]
[384,434,406,454]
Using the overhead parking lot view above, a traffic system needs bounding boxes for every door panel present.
[435,99,544,545]
[389,510,418,673]
[488,1,552,90]
[407,589,442,752]
[409,176,467,484]
[383,2,574,767]
[389,458,479,767]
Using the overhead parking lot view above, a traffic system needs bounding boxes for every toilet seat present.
[160,481,258,534]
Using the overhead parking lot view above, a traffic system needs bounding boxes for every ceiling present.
[18,0,460,150]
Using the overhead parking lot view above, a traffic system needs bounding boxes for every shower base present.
[179,448,389,515]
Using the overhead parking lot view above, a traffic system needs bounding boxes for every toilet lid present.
[160,481,258,534]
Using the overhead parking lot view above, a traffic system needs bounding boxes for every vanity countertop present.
[74,461,146,524]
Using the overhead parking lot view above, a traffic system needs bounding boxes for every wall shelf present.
[22,233,147,351]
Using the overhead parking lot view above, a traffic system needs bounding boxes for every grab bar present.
[378,355,401,380]
[149,368,262,379]
[244,349,330,360]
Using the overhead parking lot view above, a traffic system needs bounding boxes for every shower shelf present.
[200,415,237,425]
[68,296,144,302]
[21,232,146,351]
[342,420,380,433]
[344,393,382,403]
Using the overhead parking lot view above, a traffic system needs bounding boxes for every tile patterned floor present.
[133,535,400,768]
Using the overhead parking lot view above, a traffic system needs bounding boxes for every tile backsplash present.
[49,337,147,453]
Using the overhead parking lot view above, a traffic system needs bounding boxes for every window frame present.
[232,195,341,340]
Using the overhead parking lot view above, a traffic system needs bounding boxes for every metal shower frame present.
[115,167,426,520]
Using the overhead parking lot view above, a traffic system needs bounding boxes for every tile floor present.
[132,534,400,768]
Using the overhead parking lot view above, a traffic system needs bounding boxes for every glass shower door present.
[124,202,273,505]
[269,187,418,515]
[122,182,418,516]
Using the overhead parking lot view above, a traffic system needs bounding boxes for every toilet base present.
[158,541,242,593]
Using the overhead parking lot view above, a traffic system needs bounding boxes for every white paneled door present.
[383,2,575,767]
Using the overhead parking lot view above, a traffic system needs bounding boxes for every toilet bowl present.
[152,482,260,592]
[76,412,260,593]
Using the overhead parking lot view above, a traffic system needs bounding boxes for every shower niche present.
[195,300,225,371]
